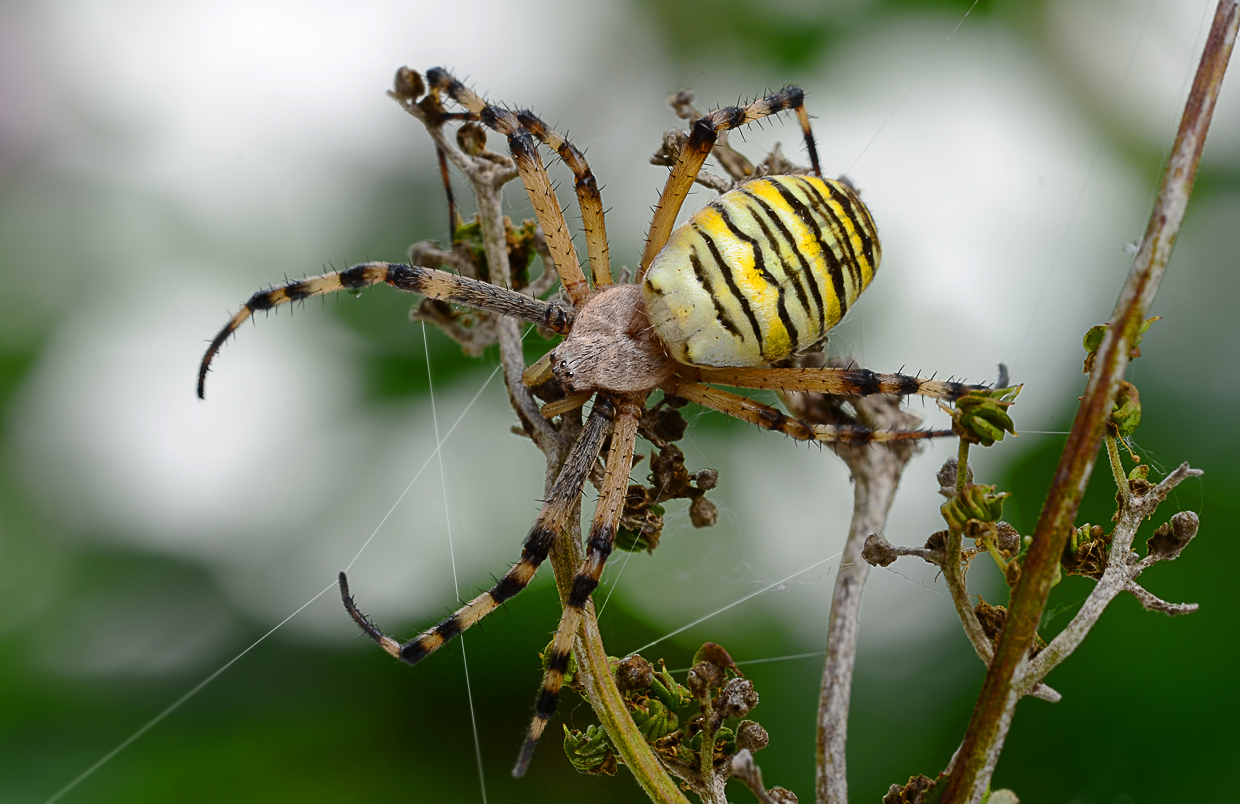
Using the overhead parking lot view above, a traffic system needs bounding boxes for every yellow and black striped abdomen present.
[642,175,881,367]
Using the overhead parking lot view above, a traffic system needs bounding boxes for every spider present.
[197,66,988,776]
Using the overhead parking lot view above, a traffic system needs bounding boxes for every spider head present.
[547,284,677,395]
[549,350,581,389]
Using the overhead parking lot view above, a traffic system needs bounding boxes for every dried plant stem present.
[940,4,1238,800]
[941,529,994,667]
[1020,445,1201,690]
[732,749,782,804]
[816,396,922,804]
[546,515,691,804]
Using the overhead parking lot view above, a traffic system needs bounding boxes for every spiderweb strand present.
[1011,0,1158,372]
[45,582,337,804]
[629,551,842,656]
[423,323,488,804]
[847,0,982,175]
[50,356,508,803]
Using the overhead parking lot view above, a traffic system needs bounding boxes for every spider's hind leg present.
[514,394,641,777]
[337,397,615,665]
[695,366,988,403]
[669,381,954,445]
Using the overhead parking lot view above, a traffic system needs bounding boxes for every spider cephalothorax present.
[198,66,987,776]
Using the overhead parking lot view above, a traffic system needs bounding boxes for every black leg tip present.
[513,737,538,778]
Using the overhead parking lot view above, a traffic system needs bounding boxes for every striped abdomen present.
[641,175,881,367]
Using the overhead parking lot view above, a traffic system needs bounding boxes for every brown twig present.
[940,4,1237,800]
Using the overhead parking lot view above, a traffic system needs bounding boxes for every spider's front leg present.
[338,397,615,664]
[424,68,596,304]
[197,261,573,399]
[514,394,642,777]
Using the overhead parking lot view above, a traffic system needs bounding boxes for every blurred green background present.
[2,1,1235,802]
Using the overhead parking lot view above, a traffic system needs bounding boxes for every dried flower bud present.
[862,534,899,567]
[694,467,719,491]
[686,661,724,700]
[974,598,1007,644]
[937,459,971,497]
[651,129,689,166]
[1147,510,1199,562]
[689,495,717,528]
[392,66,424,101]
[692,642,741,676]
[925,530,948,553]
[883,775,935,804]
[457,122,487,156]
[736,720,769,752]
[615,655,654,692]
[713,677,758,720]
[995,521,1021,555]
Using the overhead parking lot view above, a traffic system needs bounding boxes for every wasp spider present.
[198,67,987,776]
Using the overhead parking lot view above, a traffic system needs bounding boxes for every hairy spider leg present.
[668,381,952,445]
[197,261,573,399]
[639,87,822,278]
[515,110,612,287]
[426,68,593,305]
[435,145,458,235]
[338,399,616,664]
[514,395,641,777]
[695,366,986,402]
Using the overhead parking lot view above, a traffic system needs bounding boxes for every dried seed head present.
[883,774,935,804]
[686,661,725,700]
[457,122,487,156]
[995,521,1021,555]
[615,655,654,692]
[1147,510,1199,562]
[862,534,899,567]
[736,720,769,752]
[393,66,425,101]
[644,404,688,444]
[974,598,1007,644]
[692,642,741,676]
[689,496,717,528]
[713,677,759,720]
[938,459,971,497]
[694,467,719,491]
